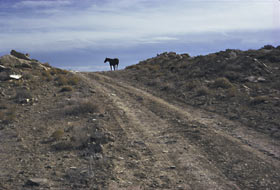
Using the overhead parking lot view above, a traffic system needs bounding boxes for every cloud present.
[0,0,278,53]
[13,0,72,8]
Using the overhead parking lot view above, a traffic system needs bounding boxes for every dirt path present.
[80,72,280,190]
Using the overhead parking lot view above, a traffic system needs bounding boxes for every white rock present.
[9,74,22,80]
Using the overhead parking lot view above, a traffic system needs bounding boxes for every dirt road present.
[80,72,280,190]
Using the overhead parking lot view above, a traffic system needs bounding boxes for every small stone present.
[80,170,87,174]
[25,178,49,186]
[90,89,96,93]
[45,165,52,169]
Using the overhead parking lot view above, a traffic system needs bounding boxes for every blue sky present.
[0,0,279,71]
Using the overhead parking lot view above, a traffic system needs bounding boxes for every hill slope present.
[1,47,280,189]
[106,45,280,139]
[0,51,113,189]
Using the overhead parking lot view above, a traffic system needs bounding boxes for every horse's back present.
[114,58,119,65]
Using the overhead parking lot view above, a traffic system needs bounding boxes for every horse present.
[104,58,119,71]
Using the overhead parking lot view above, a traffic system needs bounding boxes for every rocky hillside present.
[106,45,280,139]
[0,50,113,189]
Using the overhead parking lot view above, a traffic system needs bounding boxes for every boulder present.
[245,76,266,83]
[0,55,21,67]
[10,50,31,61]
[0,54,43,69]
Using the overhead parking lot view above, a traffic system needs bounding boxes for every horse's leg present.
[110,65,112,71]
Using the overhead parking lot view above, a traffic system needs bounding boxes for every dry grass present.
[60,86,73,92]
[51,129,65,141]
[196,86,210,96]
[65,100,99,116]
[212,77,233,89]
[56,74,80,86]
[56,75,68,86]
[23,73,33,80]
[185,80,200,90]
[227,86,239,97]
[67,75,80,85]
[50,68,68,75]
[41,70,52,81]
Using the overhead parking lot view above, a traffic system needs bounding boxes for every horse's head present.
[104,58,108,63]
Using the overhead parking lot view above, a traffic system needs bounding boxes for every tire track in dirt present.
[80,72,280,190]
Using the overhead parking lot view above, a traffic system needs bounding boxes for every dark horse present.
[104,58,119,71]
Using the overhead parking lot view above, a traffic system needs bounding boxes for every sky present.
[0,0,279,71]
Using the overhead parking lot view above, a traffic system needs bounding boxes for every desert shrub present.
[55,74,80,86]
[41,70,52,81]
[249,96,269,105]
[224,71,241,81]
[70,125,109,153]
[67,75,80,85]
[50,68,68,75]
[70,126,90,148]
[51,129,64,141]
[14,89,32,102]
[23,73,33,80]
[262,45,274,50]
[65,101,99,116]
[60,86,73,92]
[227,86,239,97]
[185,80,199,90]
[212,77,233,89]
[196,86,210,96]
[56,75,68,86]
